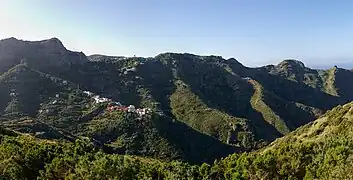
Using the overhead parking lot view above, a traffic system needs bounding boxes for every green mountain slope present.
[248,79,290,135]
[0,128,192,179]
[209,101,353,180]
[0,64,74,117]
[2,101,353,179]
[2,38,353,164]
[170,80,255,148]
[0,64,235,164]
[77,110,238,164]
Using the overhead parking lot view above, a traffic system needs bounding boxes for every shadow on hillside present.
[152,115,239,164]
[5,119,76,141]
[41,59,177,113]
[226,61,344,110]
[263,91,317,130]
[246,69,343,110]
[52,61,144,106]
[227,64,344,129]
[87,112,238,164]
[0,65,66,117]
[0,84,11,114]
[175,55,282,141]
[136,60,177,117]
[334,69,353,101]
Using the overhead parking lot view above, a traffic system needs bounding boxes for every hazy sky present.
[1,0,353,67]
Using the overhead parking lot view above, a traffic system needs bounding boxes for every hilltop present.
[1,37,353,164]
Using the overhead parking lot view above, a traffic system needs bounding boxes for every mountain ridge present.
[1,37,353,164]
[1,37,349,71]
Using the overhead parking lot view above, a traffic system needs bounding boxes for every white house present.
[136,108,148,116]
[93,95,109,104]
[127,105,136,112]
[83,91,94,96]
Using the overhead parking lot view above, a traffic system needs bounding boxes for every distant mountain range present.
[299,57,353,69]
[1,37,353,164]
[311,62,353,69]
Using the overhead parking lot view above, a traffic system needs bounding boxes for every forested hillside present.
[1,37,353,165]
[2,101,353,179]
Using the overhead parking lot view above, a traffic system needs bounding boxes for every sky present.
[0,0,353,67]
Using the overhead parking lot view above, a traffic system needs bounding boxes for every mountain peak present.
[227,58,244,66]
[39,37,66,51]
[42,37,62,43]
[1,37,18,41]
[0,37,67,52]
[0,37,87,73]
[278,59,306,68]
[0,37,22,45]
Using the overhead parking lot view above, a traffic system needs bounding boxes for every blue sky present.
[1,0,353,67]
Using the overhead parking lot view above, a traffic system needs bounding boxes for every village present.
[84,91,152,117]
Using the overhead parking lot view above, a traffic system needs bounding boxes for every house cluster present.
[84,90,152,117]
[84,90,112,104]
[83,91,94,96]
[107,102,152,116]
[84,91,110,104]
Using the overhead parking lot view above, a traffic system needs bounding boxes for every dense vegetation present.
[2,101,353,179]
[1,37,353,168]
[0,130,202,180]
